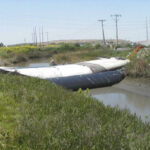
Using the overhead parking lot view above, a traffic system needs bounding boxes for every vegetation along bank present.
[0,73,150,149]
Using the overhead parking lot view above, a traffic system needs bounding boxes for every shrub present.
[95,44,102,49]
[60,43,76,51]
[126,59,150,77]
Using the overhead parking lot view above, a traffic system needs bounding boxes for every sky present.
[0,0,150,45]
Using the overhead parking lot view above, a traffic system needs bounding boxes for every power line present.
[111,14,121,46]
[98,19,106,45]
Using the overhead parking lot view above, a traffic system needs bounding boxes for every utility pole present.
[98,19,106,45]
[35,27,38,46]
[146,18,149,41]
[32,28,35,45]
[31,33,34,44]
[42,26,44,46]
[111,14,121,46]
[46,32,49,43]
[39,27,42,47]
[24,38,26,44]
[33,27,37,46]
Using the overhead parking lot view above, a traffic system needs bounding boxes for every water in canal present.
[14,58,52,68]
[90,84,150,123]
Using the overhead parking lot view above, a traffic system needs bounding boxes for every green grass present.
[53,47,132,64]
[0,44,86,65]
[0,43,137,65]
[0,73,150,149]
[0,45,37,53]
[0,45,59,65]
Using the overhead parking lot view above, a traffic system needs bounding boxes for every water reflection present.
[28,62,50,68]
[14,58,51,68]
[90,87,150,122]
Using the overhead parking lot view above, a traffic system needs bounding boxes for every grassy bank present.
[0,43,83,65]
[0,73,150,149]
[52,47,131,64]
[0,45,66,65]
[0,43,132,65]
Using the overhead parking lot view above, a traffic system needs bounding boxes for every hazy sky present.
[0,0,150,45]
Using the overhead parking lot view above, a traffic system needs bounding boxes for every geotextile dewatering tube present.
[49,69,125,90]
[0,57,128,90]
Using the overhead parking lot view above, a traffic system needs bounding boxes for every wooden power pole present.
[111,14,121,46]
[98,19,106,45]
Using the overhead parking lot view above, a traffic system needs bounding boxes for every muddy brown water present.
[17,61,150,123]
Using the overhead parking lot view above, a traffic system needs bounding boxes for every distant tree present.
[0,42,4,47]
[74,43,80,48]
[95,44,102,49]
